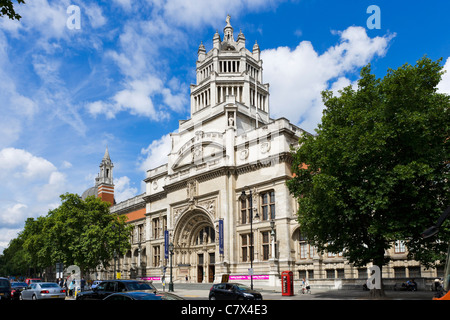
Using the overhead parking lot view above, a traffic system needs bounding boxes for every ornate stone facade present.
[95,16,443,289]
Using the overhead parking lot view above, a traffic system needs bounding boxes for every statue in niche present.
[187,180,197,201]
[228,113,235,127]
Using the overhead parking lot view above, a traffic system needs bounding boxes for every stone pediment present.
[172,131,226,170]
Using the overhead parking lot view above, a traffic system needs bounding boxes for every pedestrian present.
[68,279,75,297]
[301,278,311,294]
[407,279,417,291]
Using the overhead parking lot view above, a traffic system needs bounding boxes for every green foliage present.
[0,193,132,276]
[287,57,450,269]
[0,0,25,20]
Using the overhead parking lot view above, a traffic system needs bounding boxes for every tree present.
[44,193,132,276]
[0,235,28,276]
[22,216,49,276]
[0,0,25,20]
[0,193,132,279]
[287,57,450,297]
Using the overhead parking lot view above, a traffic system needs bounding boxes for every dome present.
[81,186,97,200]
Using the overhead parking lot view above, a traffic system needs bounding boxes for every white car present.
[20,282,66,300]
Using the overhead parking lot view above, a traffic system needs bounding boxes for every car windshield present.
[0,280,10,288]
[40,283,60,288]
[234,284,252,291]
[12,282,27,287]
[126,282,154,290]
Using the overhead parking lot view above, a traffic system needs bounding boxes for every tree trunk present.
[369,260,386,299]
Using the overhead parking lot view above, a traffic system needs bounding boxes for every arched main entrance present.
[173,208,216,283]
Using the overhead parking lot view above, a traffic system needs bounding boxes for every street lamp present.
[113,250,117,280]
[270,219,276,259]
[169,242,174,292]
[240,188,259,290]
[137,240,142,278]
[112,224,118,280]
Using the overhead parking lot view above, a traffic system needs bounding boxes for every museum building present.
[83,17,443,289]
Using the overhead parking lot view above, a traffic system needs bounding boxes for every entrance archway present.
[173,208,216,283]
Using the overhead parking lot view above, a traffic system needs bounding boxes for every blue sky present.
[1,0,449,253]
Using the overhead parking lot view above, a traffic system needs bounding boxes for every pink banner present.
[229,275,269,280]
[140,277,161,281]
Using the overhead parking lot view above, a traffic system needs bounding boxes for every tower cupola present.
[95,146,115,206]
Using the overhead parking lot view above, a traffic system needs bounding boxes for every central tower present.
[189,15,270,128]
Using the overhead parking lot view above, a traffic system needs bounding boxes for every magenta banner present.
[229,275,269,280]
[140,277,161,281]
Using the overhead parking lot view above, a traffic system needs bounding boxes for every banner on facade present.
[229,275,269,280]
[164,230,169,260]
[219,219,224,255]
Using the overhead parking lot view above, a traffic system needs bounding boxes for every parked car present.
[91,280,104,289]
[104,291,184,301]
[209,283,263,300]
[76,280,157,300]
[25,278,42,286]
[20,282,66,300]
[10,282,28,300]
[0,277,12,300]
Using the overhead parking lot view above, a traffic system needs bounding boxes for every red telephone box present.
[281,271,294,296]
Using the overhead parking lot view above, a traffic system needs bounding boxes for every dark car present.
[0,278,11,301]
[104,291,184,301]
[76,280,156,300]
[10,282,28,300]
[209,283,263,300]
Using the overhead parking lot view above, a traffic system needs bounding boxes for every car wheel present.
[19,294,23,300]
[32,294,37,300]
[209,295,216,300]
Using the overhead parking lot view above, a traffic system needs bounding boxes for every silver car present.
[20,282,66,300]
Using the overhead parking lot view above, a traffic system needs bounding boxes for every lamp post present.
[113,250,117,280]
[270,219,276,259]
[137,240,142,278]
[112,224,117,280]
[169,242,174,292]
[240,188,259,290]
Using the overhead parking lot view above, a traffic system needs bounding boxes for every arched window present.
[195,226,215,245]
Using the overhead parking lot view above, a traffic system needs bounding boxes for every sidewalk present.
[151,282,437,300]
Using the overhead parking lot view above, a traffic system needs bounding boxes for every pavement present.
[151,282,438,300]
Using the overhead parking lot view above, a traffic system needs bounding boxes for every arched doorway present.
[173,208,216,283]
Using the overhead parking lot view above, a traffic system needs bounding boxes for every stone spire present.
[96,146,115,206]
[103,145,111,161]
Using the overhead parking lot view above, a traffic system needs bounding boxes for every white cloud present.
[0,148,57,180]
[114,176,138,203]
[157,0,282,28]
[0,228,23,254]
[0,203,29,227]
[438,57,450,94]
[262,26,394,133]
[139,134,172,171]
[61,160,73,169]
[0,148,67,233]
[0,0,69,41]
[83,3,108,28]
[113,0,133,11]
[87,75,186,120]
